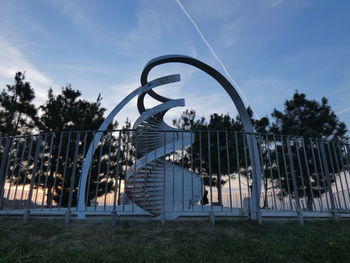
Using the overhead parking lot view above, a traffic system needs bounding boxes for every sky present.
[0,0,350,130]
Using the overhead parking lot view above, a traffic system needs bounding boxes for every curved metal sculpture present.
[138,55,262,219]
[77,54,262,220]
[124,96,202,215]
[76,74,181,217]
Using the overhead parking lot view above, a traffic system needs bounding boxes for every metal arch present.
[132,99,185,130]
[76,74,181,218]
[137,54,262,219]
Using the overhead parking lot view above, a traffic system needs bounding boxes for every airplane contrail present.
[336,106,350,115]
[175,0,260,119]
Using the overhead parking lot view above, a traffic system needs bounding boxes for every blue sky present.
[0,0,350,129]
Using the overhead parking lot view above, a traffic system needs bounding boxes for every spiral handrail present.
[76,55,262,220]
[124,84,202,215]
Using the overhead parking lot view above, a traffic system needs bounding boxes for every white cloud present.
[119,3,177,54]
[260,0,284,8]
[125,9,162,46]
[0,39,55,103]
[47,0,95,32]
[186,0,240,20]
[101,64,198,126]
[52,64,113,74]
[221,22,239,48]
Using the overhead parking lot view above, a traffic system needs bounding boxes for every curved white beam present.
[76,74,181,217]
[138,55,262,220]
[132,99,185,130]
[126,132,193,175]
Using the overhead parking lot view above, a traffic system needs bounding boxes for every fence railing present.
[0,130,349,219]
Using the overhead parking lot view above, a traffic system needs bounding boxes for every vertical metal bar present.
[280,136,293,210]
[301,139,315,211]
[20,137,34,202]
[242,133,250,199]
[67,132,80,215]
[344,146,350,207]
[256,134,267,210]
[326,142,341,209]
[225,131,233,210]
[199,131,203,211]
[81,131,88,163]
[58,132,71,209]
[332,141,347,210]
[0,138,12,205]
[85,131,96,207]
[93,133,104,211]
[65,132,80,224]
[247,133,261,221]
[172,131,175,212]
[265,135,277,210]
[337,142,350,206]
[315,139,330,210]
[131,130,138,213]
[25,136,42,213]
[4,138,20,206]
[103,132,113,211]
[123,130,130,212]
[163,131,166,213]
[12,137,28,206]
[294,138,308,210]
[140,130,148,213]
[343,143,350,209]
[235,132,243,210]
[190,131,194,211]
[309,138,323,211]
[273,135,285,210]
[112,131,122,213]
[34,134,48,205]
[79,131,88,193]
[286,137,301,212]
[50,132,64,209]
[153,131,157,213]
[319,140,336,213]
[343,144,350,173]
[41,133,55,209]
[181,131,184,211]
[216,131,222,209]
[208,131,213,210]
[0,138,15,208]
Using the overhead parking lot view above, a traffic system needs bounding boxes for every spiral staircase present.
[124,80,203,216]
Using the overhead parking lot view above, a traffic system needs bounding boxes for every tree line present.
[172,92,348,209]
[0,72,348,209]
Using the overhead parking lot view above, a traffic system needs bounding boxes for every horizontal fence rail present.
[0,130,349,221]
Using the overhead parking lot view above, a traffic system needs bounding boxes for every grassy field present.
[0,217,349,263]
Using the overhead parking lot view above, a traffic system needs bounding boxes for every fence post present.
[24,136,42,222]
[286,137,304,225]
[319,141,337,220]
[247,133,261,222]
[111,211,117,226]
[209,211,215,225]
[161,211,166,225]
[0,138,12,210]
[66,132,80,223]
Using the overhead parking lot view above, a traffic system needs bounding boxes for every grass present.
[0,217,349,263]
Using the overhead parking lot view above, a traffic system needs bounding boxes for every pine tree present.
[270,91,347,139]
[32,85,119,207]
[267,91,348,210]
[0,72,37,136]
[173,110,247,205]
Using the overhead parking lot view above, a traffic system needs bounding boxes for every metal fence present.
[0,130,349,221]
